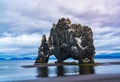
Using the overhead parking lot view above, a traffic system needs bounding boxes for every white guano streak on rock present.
[74,37,85,50]
[68,28,75,32]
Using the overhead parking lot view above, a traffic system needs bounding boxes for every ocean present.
[0,59,120,81]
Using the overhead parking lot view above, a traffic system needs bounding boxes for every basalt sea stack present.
[35,18,95,64]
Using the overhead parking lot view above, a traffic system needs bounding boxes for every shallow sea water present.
[0,59,120,81]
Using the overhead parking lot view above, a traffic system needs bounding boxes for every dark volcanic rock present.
[35,18,95,64]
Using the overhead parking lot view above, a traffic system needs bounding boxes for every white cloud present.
[0,33,41,46]
[93,27,120,55]
[114,46,120,49]
[0,0,120,56]
[0,47,20,52]
[0,33,42,55]
[96,50,120,55]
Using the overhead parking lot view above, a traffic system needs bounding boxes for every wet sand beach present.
[14,73,120,82]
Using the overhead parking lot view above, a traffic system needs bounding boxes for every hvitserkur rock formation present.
[35,18,95,64]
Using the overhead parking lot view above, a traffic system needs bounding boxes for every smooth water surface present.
[0,59,120,81]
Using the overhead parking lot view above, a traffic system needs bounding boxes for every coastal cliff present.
[35,18,95,64]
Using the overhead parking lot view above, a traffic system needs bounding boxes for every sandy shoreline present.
[12,73,120,82]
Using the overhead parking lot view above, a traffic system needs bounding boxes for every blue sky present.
[0,0,120,59]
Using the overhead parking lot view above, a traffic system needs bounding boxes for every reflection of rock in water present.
[79,66,95,74]
[57,66,64,76]
[36,67,48,77]
[36,66,64,78]
[36,66,95,78]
